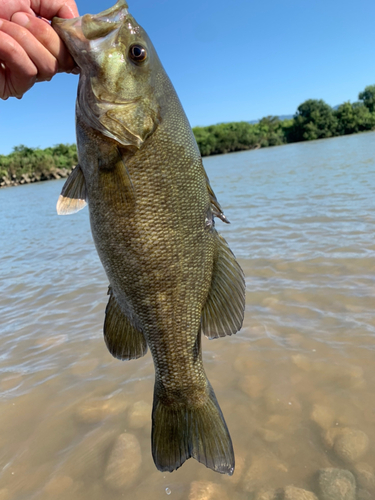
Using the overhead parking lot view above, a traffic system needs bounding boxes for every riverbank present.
[0,167,72,188]
[1,83,375,188]
[0,143,76,188]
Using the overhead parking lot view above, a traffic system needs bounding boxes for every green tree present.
[256,116,285,147]
[0,143,77,181]
[358,85,375,112]
[290,99,337,142]
[334,101,375,135]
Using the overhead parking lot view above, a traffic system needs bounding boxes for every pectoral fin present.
[97,147,136,209]
[104,289,147,360]
[201,233,245,339]
[56,165,87,215]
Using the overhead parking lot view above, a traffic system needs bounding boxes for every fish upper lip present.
[52,0,128,35]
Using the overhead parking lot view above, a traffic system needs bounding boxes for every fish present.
[52,0,245,475]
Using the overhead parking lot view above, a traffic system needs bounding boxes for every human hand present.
[0,0,79,100]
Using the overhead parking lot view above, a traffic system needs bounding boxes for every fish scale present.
[53,0,245,475]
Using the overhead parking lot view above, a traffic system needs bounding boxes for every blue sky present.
[1,0,375,155]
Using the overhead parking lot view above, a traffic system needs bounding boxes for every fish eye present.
[129,44,147,63]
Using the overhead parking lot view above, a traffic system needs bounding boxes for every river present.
[0,131,374,499]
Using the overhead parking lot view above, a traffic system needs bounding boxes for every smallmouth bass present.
[53,0,245,475]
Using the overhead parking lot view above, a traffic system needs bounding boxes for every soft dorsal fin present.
[201,233,245,339]
[56,165,87,215]
[104,288,148,360]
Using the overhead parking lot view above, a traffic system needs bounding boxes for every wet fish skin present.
[53,0,245,475]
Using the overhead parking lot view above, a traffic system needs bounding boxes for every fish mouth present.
[52,0,129,60]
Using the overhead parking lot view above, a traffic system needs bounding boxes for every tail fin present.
[151,381,234,475]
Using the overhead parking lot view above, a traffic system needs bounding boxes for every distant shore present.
[0,167,72,188]
[1,83,374,188]
[0,144,77,189]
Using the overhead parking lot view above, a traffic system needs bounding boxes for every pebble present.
[354,462,375,492]
[243,454,288,493]
[322,427,342,449]
[310,404,336,430]
[317,468,356,500]
[76,397,128,424]
[283,485,318,500]
[333,428,369,463]
[189,481,228,500]
[127,400,152,429]
[254,489,278,500]
[104,433,141,490]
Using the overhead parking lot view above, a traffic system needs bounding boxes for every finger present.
[0,1,34,21]
[0,28,37,98]
[11,12,76,73]
[1,17,59,81]
[30,0,79,20]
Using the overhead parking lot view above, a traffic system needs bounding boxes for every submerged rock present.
[76,396,127,424]
[127,400,151,429]
[357,489,372,500]
[254,489,278,500]
[333,428,369,464]
[104,433,141,490]
[310,404,336,430]
[189,481,228,500]
[317,468,356,500]
[354,462,375,492]
[243,453,288,493]
[283,485,318,500]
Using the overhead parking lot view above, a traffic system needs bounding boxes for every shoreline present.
[0,167,72,188]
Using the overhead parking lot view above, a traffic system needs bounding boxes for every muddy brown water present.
[1,131,374,499]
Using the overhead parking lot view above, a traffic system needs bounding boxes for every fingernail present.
[11,12,30,27]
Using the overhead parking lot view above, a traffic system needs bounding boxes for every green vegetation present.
[193,84,375,156]
[1,85,375,186]
[0,143,77,178]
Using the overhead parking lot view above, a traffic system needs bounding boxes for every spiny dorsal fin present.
[201,233,245,339]
[104,288,147,360]
[56,165,87,215]
[204,170,230,224]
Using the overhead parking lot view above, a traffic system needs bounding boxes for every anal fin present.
[104,289,147,360]
[56,164,87,215]
[201,233,245,339]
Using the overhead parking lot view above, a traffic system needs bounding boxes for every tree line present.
[0,143,78,184]
[1,84,374,184]
[193,84,375,156]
